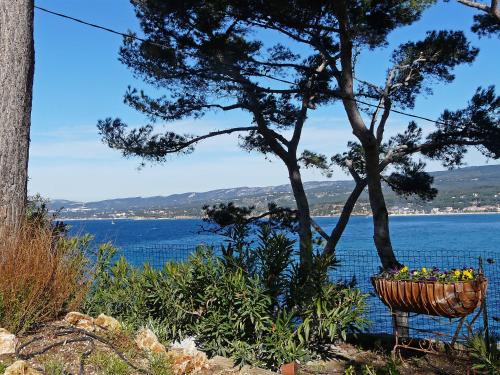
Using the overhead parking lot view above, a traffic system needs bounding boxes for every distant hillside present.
[51,165,500,219]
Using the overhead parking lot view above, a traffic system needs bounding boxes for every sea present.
[67,214,500,336]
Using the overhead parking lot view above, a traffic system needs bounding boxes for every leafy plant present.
[88,351,132,375]
[466,332,500,374]
[42,358,66,375]
[85,232,367,370]
[344,360,401,375]
[147,353,172,375]
[298,284,368,349]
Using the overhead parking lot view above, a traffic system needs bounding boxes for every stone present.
[0,328,17,355]
[166,348,210,375]
[94,313,122,332]
[210,356,278,375]
[64,312,95,331]
[167,337,210,374]
[135,328,166,355]
[170,337,198,355]
[3,360,42,375]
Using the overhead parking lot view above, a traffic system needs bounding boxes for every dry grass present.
[0,221,91,333]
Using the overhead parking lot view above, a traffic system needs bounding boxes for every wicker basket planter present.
[371,276,487,318]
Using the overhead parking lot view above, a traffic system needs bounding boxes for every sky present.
[29,0,500,202]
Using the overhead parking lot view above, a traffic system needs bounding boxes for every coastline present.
[60,211,500,221]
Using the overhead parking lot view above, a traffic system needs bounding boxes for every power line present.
[34,5,167,50]
[35,5,447,126]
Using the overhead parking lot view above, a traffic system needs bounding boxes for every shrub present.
[0,221,91,333]
[298,283,367,351]
[85,235,368,370]
[466,332,500,374]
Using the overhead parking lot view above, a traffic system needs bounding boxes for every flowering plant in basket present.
[371,265,487,318]
[375,265,479,283]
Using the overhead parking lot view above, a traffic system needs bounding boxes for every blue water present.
[67,214,500,337]
[67,214,500,253]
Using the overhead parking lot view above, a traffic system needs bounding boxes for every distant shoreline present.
[59,211,500,221]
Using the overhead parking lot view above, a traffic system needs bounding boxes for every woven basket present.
[371,276,487,318]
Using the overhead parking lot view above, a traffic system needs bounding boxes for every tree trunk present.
[287,164,313,275]
[364,143,400,270]
[0,0,34,235]
[323,180,366,257]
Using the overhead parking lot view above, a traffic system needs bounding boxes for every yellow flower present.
[462,270,473,280]
[421,267,427,274]
[454,270,461,277]
[400,266,408,273]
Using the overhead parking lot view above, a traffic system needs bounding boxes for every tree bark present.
[323,180,366,257]
[334,0,400,270]
[364,143,400,270]
[287,163,313,274]
[0,0,34,235]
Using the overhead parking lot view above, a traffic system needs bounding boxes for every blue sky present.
[29,1,500,202]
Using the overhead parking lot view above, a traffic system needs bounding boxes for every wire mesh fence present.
[117,243,499,340]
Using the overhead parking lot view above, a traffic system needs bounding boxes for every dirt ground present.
[0,321,474,375]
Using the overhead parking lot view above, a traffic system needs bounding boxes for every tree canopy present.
[99,0,499,272]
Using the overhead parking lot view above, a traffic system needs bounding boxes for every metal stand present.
[391,256,489,361]
[391,307,485,360]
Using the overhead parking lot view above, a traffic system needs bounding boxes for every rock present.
[210,356,277,375]
[64,312,95,331]
[0,328,17,355]
[167,337,210,374]
[166,348,210,375]
[135,328,166,355]
[94,313,121,332]
[3,360,42,375]
[170,337,199,355]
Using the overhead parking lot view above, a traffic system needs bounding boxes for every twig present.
[79,340,95,375]
[18,337,92,360]
[15,335,44,358]
[55,326,150,374]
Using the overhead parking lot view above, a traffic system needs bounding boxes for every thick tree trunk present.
[364,143,400,270]
[0,0,34,235]
[287,164,313,275]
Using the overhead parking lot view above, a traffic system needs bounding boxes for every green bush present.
[85,227,368,370]
[466,332,500,374]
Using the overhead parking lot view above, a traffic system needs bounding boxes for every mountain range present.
[50,164,500,219]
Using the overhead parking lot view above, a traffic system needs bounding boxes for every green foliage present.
[299,150,333,177]
[42,358,66,375]
[390,30,478,109]
[466,332,500,374]
[298,284,368,348]
[85,227,368,370]
[0,362,8,375]
[88,351,132,375]
[258,310,310,367]
[147,353,172,375]
[471,14,500,38]
[344,359,401,375]
[425,86,500,168]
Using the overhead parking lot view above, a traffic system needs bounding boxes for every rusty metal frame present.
[387,257,490,361]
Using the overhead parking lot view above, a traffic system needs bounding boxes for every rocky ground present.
[0,313,472,375]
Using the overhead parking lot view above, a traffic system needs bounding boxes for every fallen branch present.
[15,324,151,374]
[79,340,95,375]
[18,337,92,360]
[54,325,150,374]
